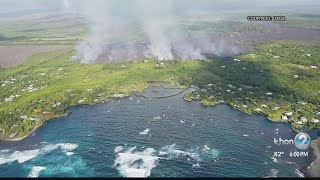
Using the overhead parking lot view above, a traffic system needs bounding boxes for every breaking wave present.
[113,143,221,177]
[0,149,40,165]
[28,166,46,178]
[263,169,279,178]
[159,143,220,162]
[0,143,78,165]
[139,128,150,135]
[114,146,160,177]
[294,169,304,177]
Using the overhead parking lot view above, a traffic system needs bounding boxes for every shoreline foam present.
[305,137,320,177]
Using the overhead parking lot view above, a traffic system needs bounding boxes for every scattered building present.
[281,115,288,121]
[255,108,262,112]
[312,119,319,123]
[293,75,299,79]
[272,106,280,111]
[53,102,61,107]
[114,94,124,98]
[261,104,268,108]
[298,101,307,105]
[300,116,308,123]
[9,133,17,138]
[79,98,87,104]
[285,112,293,117]
[4,97,13,102]
[97,93,105,97]
[274,56,280,59]
[20,115,28,119]
[266,92,273,96]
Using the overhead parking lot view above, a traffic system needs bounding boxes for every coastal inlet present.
[0,87,318,177]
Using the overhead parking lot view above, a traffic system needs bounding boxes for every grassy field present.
[0,16,88,45]
[0,41,320,140]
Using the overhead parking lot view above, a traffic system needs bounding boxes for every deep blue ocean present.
[0,88,318,177]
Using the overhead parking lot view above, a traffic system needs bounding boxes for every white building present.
[281,115,288,121]
[312,119,319,123]
[285,112,293,117]
[301,116,308,123]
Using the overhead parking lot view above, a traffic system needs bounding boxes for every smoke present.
[58,0,320,63]
[62,0,219,63]
[1,0,319,63]
[134,0,174,60]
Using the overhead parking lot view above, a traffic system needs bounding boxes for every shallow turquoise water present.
[0,90,318,177]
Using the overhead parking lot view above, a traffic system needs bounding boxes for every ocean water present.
[0,88,318,178]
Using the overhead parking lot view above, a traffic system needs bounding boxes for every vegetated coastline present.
[0,41,320,177]
[1,41,320,141]
[1,83,319,177]
[0,83,188,142]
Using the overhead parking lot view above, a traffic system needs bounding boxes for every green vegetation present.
[0,17,88,45]
[0,49,200,140]
[180,19,267,36]
[185,41,320,130]
[277,14,320,30]
[0,41,320,140]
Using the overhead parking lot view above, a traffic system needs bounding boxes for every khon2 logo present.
[294,132,311,150]
[274,132,311,150]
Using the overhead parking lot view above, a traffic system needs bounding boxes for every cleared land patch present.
[0,45,71,68]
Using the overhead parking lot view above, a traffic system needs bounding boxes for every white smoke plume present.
[62,0,217,63]
[58,0,320,63]
[1,0,318,63]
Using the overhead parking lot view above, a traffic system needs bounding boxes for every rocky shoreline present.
[305,137,320,177]
[0,125,40,143]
